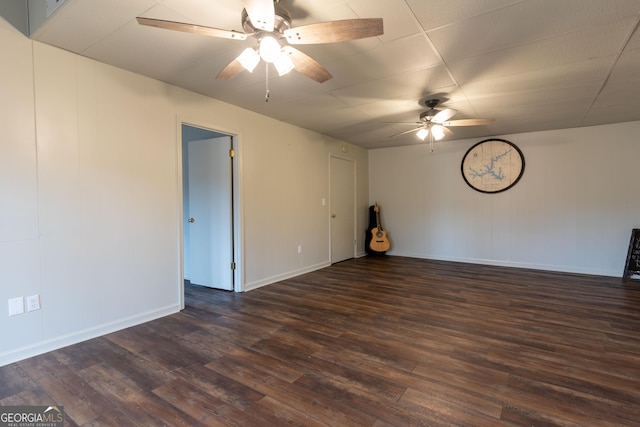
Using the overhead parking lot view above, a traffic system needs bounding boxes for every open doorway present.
[181,124,241,296]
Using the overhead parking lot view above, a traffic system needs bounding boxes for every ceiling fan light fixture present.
[273,51,294,76]
[237,47,260,72]
[431,124,445,141]
[259,35,282,63]
[416,127,429,141]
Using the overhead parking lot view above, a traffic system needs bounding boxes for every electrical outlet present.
[26,295,41,312]
[297,245,302,254]
[8,297,24,316]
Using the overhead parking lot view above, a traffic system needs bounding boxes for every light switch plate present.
[9,297,24,316]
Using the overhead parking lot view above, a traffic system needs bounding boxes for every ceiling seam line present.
[401,1,461,95]
[581,15,640,122]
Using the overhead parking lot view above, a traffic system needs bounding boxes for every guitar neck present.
[375,203,383,230]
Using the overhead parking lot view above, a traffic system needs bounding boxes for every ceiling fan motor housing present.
[420,109,438,122]
[420,98,441,121]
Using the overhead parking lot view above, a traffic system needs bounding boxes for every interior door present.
[187,136,233,290]
[330,156,355,263]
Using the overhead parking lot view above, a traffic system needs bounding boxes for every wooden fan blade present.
[383,121,424,125]
[441,118,496,126]
[243,0,275,31]
[216,58,246,80]
[433,108,457,123]
[136,17,248,40]
[283,46,333,83]
[284,18,383,44]
[389,127,421,138]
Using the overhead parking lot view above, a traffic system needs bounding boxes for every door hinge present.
[229,148,235,158]
[231,262,236,270]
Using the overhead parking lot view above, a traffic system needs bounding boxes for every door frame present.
[176,118,244,309]
[329,155,357,263]
[186,135,233,290]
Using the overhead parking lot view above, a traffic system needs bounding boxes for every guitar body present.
[365,205,378,255]
[368,202,390,254]
[369,227,390,252]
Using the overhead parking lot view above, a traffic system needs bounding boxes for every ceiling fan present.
[387,99,496,148]
[136,0,383,83]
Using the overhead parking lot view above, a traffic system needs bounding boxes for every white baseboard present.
[0,304,181,367]
[243,261,331,292]
[388,251,622,278]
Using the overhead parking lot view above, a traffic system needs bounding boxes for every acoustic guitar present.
[369,202,390,252]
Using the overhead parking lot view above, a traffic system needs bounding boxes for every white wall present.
[0,14,40,358]
[0,18,368,366]
[369,122,640,277]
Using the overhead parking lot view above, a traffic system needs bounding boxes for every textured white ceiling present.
[28,0,640,149]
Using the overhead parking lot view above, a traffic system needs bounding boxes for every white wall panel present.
[81,62,178,315]
[370,122,640,276]
[576,122,640,274]
[0,240,42,349]
[32,43,85,337]
[2,40,182,365]
[0,21,37,242]
[0,20,41,359]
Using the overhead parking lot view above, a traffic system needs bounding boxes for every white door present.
[187,137,233,290]
[330,157,355,263]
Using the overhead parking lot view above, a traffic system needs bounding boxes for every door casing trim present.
[176,118,244,309]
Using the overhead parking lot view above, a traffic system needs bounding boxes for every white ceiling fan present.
[137,0,383,83]
[388,99,496,149]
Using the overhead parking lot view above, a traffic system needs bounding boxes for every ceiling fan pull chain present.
[265,63,270,102]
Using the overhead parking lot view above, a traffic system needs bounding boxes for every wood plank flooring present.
[2,256,640,426]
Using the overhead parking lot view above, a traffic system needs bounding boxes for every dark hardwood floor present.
[2,256,640,426]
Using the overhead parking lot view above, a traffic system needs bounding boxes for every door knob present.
[188,217,195,223]
[331,214,336,218]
